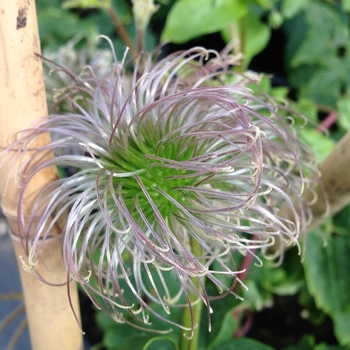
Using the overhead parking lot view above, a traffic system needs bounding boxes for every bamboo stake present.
[304,130,350,229]
[275,130,350,250]
[0,1,83,349]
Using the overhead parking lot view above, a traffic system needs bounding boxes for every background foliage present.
[33,0,350,349]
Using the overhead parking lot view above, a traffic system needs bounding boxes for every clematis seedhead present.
[3,37,317,334]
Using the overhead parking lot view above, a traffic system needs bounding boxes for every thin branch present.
[317,111,337,133]
[105,7,138,58]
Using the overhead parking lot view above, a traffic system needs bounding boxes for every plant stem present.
[105,7,138,58]
[179,236,204,350]
[317,111,337,133]
[136,27,145,54]
[179,288,204,350]
[239,16,247,71]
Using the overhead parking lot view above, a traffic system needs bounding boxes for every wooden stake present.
[272,130,350,254]
[0,1,83,349]
[302,130,350,230]
[283,131,350,230]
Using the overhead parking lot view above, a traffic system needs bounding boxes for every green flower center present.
[104,126,198,223]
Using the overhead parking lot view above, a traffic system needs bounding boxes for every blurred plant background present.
[3,0,350,349]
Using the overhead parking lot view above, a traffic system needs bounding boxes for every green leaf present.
[241,250,304,311]
[298,282,327,326]
[207,307,239,350]
[315,343,349,350]
[337,96,350,131]
[143,337,178,350]
[255,0,279,10]
[303,230,350,346]
[62,0,111,9]
[96,311,150,350]
[95,289,181,350]
[199,270,243,348]
[243,279,273,311]
[288,56,346,108]
[299,129,335,162]
[284,2,350,108]
[290,2,349,67]
[268,10,283,29]
[342,0,350,12]
[161,0,247,44]
[38,7,98,50]
[213,338,274,350]
[221,11,270,68]
[332,313,350,347]
[103,323,152,350]
[281,0,309,19]
[295,98,318,123]
[282,334,315,350]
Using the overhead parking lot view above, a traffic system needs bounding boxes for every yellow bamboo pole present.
[0,1,83,349]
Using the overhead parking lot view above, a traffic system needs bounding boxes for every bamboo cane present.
[0,1,83,349]
[273,130,350,254]
[306,130,350,228]
[295,130,350,231]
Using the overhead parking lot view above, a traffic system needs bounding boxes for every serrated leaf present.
[213,338,274,350]
[303,230,350,346]
[291,61,344,108]
[285,3,350,108]
[161,0,247,44]
[291,2,349,67]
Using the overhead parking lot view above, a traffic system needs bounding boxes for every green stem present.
[179,236,204,350]
[237,15,247,72]
[229,16,246,73]
[136,27,145,54]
